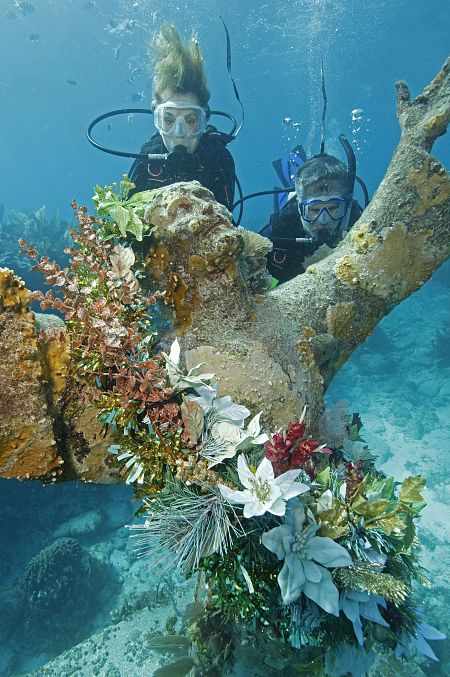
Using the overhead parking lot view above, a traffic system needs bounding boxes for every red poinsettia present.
[265,415,331,478]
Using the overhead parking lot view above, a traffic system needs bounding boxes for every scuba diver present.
[128,25,236,210]
[87,23,243,214]
[261,142,364,285]
[232,62,369,285]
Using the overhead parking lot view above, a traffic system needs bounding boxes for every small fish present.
[28,33,40,42]
[66,80,78,86]
[17,1,35,15]
[83,0,96,8]
[113,43,121,60]
[5,10,17,20]
[152,657,194,677]
[106,123,112,131]
[127,114,134,124]
[147,635,191,650]
[131,91,144,102]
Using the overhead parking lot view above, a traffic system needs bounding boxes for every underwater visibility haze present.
[0,0,450,675]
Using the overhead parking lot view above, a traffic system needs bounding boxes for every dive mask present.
[153,102,207,140]
[299,194,352,224]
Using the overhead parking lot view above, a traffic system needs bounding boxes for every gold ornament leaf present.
[366,512,405,535]
[181,398,205,445]
[353,499,390,519]
[400,476,426,505]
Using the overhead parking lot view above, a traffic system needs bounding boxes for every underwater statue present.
[0,58,448,482]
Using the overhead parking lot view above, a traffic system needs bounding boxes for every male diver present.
[260,138,364,285]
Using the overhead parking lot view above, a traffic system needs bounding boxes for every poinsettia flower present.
[395,619,446,661]
[205,412,269,468]
[340,590,389,645]
[218,455,309,518]
[162,339,216,395]
[262,501,352,612]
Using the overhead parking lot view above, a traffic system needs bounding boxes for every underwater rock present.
[14,537,116,652]
[53,509,104,538]
[0,268,63,479]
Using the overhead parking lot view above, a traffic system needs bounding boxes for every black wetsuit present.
[263,197,363,284]
[129,126,235,211]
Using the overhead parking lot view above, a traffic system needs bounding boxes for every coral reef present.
[0,268,63,479]
[0,206,70,289]
[14,537,116,652]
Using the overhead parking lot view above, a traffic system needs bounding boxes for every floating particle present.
[66,80,78,86]
[351,108,364,121]
[130,66,142,79]
[127,114,134,124]
[28,33,40,42]
[106,17,136,35]
[283,117,301,131]
[18,2,35,15]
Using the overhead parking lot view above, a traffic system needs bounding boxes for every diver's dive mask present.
[299,194,352,224]
[153,102,208,152]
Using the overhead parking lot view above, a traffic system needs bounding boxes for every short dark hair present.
[295,154,350,197]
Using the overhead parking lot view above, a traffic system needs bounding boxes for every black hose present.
[232,186,294,213]
[356,175,370,207]
[320,60,327,154]
[234,175,244,226]
[86,108,237,158]
[338,134,356,195]
[220,17,244,140]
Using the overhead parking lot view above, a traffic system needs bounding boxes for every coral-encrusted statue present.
[0,58,449,482]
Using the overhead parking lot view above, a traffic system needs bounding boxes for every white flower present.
[262,501,352,613]
[189,393,250,427]
[316,489,333,514]
[218,455,309,518]
[162,339,216,395]
[210,421,246,465]
[205,412,269,468]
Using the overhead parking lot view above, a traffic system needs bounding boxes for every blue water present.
[0,0,449,674]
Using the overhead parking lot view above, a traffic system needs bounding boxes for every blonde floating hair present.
[151,24,210,111]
